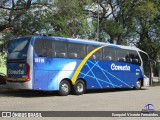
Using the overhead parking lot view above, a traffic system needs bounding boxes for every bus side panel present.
[46,58,80,90]
[33,57,48,90]
[32,69,59,91]
[78,60,142,89]
[48,71,59,90]
[33,70,48,90]
[33,58,80,91]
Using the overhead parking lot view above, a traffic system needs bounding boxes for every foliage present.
[48,0,92,38]
[0,0,92,50]
[100,19,123,43]
[0,0,160,62]
[90,0,160,60]
[0,52,6,67]
[0,0,53,51]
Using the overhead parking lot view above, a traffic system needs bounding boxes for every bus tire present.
[135,80,142,90]
[73,80,85,95]
[58,80,71,96]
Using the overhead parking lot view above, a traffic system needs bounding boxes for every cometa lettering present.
[8,69,24,75]
[111,63,130,71]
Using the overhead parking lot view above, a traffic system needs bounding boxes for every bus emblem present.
[111,63,130,71]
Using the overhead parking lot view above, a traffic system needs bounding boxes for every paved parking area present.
[0,85,160,120]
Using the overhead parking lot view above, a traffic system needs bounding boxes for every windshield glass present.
[8,37,31,60]
[140,52,150,77]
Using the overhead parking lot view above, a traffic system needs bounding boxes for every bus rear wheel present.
[73,80,85,95]
[58,80,71,96]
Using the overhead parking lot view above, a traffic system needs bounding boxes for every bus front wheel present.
[136,80,142,90]
[58,80,71,96]
[73,80,85,95]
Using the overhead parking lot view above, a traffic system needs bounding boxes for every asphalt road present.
[0,85,160,120]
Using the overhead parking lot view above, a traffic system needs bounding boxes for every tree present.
[0,0,36,32]
[88,0,160,61]
[127,0,160,60]
[48,0,92,38]
[0,0,53,51]
[1,0,160,62]
[0,0,93,51]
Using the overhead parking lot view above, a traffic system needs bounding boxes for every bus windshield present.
[8,37,31,60]
[140,52,150,78]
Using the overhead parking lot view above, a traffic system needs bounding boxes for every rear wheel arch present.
[59,78,72,88]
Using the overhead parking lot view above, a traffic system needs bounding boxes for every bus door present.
[139,52,151,86]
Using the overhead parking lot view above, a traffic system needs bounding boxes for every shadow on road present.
[85,88,147,94]
[0,87,148,98]
[0,89,60,98]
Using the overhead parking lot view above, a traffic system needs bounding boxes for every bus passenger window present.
[103,48,116,61]
[126,58,132,63]
[45,40,54,57]
[54,41,67,58]
[132,59,139,63]
[34,38,47,57]
[47,49,55,57]
[118,57,126,62]
[128,50,141,65]
[39,49,47,57]
[68,53,78,58]
[90,55,96,60]
[104,56,112,61]
[68,43,86,59]
[56,53,67,58]
[88,45,102,60]
[117,49,128,62]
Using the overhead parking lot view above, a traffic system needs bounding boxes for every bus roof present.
[66,37,143,52]
[21,36,146,54]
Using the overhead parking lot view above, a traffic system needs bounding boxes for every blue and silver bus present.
[7,36,150,95]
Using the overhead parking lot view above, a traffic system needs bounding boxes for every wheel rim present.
[77,83,84,93]
[136,81,141,89]
[61,83,69,93]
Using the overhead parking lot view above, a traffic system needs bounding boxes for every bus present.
[7,36,151,96]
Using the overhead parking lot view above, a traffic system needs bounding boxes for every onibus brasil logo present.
[142,104,155,113]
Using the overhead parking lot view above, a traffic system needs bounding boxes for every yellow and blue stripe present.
[71,45,107,85]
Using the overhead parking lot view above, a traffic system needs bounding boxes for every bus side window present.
[87,45,102,60]
[117,49,128,62]
[128,50,141,65]
[54,41,67,58]
[47,48,55,57]
[34,38,47,57]
[103,47,116,61]
[68,43,86,59]
[105,56,112,61]
[45,40,55,57]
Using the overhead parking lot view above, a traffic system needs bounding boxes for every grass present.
[0,66,6,75]
[0,53,7,75]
